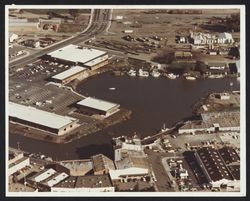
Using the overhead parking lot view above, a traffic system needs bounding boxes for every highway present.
[9,9,111,68]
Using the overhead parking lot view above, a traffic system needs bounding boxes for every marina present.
[9,73,240,160]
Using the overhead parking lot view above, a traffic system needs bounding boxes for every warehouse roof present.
[77,97,119,112]
[52,66,86,81]
[47,44,107,64]
[9,102,77,130]
[109,168,149,180]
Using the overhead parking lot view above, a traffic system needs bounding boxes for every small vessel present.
[109,87,116,90]
[208,74,224,79]
[165,73,177,79]
[138,69,149,77]
[151,70,161,78]
[127,69,136,77]
[185,76,196,80]
[161,123,169,132]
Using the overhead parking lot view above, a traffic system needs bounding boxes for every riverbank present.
[9,108,132,144]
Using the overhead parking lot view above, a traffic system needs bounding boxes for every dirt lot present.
[95,9,240,63]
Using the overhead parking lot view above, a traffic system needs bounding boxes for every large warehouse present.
[9,102,79,136]
[76,97,120,117]
[51,66,87,85]
[46,44,109,70]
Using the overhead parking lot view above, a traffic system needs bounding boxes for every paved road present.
[9,9,111,68]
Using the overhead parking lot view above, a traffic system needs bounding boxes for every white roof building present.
[9,102,78,135]
[47,44,107,65]
[76,97,120,116]
[52,66,87,81]
[9,33,18,43]
[46,172,69,187]
[33,168,57,182]
[218,32,234,44]
[109,167,149,180]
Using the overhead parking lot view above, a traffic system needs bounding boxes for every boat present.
[165,73,177,79]
[109,87,116,90]
[151,70,161,78]
[208,74,224,79]
[138,69,149,77]
[127,69,136,77]
[161,123,169,132]
[185,76,196,80]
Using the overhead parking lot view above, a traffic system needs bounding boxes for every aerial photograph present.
[6,5,245,196]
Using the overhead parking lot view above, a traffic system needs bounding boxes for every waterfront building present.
[8,150,30,176]
[9,102,79,136]
[178,111,240,134]
[76,97,120,117]
[51,66,88,85]
[111,135,150,186]
[51,175,114,192]
[194,147,240,189]
[45,44,109,70]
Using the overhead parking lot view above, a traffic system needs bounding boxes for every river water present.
[9,73,240,160]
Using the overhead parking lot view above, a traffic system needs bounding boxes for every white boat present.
[161,123,169,132]
[127,69,136,77]
[165,73,177,79]
[151,70,161,78]
[185,76,196,80]
[109,87,116,90]
[138,69,149,77]
[208,74,224,79]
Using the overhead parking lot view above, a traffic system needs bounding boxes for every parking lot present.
[10,59,73,84]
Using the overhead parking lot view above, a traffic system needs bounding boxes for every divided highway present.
[9,9,111,68]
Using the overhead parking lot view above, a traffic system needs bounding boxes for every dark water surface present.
[9,73,240,160]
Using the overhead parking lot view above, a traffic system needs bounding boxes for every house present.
[218,32,234,44]
[9,33,18,43]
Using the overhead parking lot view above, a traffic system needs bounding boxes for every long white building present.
[46,44,109,70]
[76,97,120,117]
[51,66,88,85]
[9,102,79,136]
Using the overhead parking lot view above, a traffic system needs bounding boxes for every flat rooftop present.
[77,97,119,112]
[54,175,113,188]
[52,66,86,81]
[9,102,77,130]
[47,44,107,64]
[180,111,240,130]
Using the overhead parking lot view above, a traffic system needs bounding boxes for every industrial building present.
[111,135,150,186]
[178,111,240,134]
[91,154,116,175]
[194,147,240,188]
[9,102,79,136]
[51,175,114,192]
[51,66,88,85]
[27,168,69,191]
[8,150,30,176]
[46,44,109,70]
[60,159,93,176]
[76,97,120,117]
